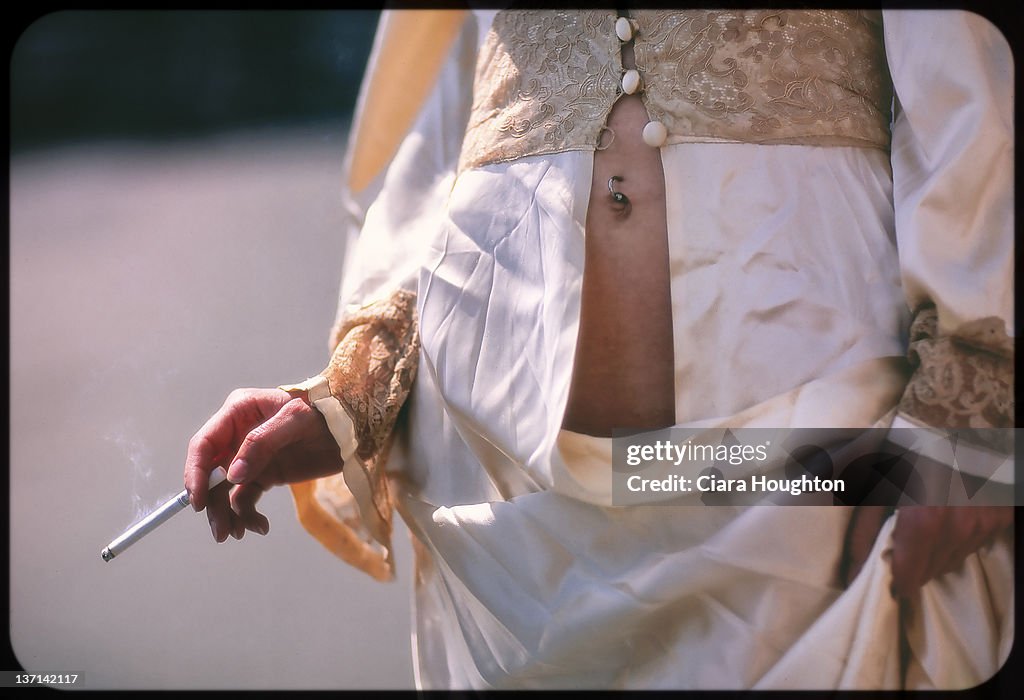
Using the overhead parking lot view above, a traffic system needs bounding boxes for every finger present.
[185,389,293,512]
[935,507,1013,579]
[227,399,325,485]
[841,506,889,586]
[980,506,1014,541]
[945,507,996,578]
[891,507,942,598]
[185,395,250,512]
[185,436,225,514]
[206,479,235,543]
[927,508,992,582]
[232,516,246,541]
[935,510,979,578]
[925,508,965,582]
[229,482,271,536]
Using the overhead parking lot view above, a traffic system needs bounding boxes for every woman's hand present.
[183,387,344,542]
[842,504,1013,596]
[841,437,1014,595]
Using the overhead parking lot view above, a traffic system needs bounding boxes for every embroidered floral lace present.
[291,290,419,581]
[324,290,420,466]
[898,305,1015,453]
[460,9,892,171]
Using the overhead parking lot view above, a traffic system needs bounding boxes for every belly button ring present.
[608,175,632,217]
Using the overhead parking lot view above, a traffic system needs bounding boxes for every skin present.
[183,388,342,541]
[562,32,674,436]
[183,32,1012,595]
[843,502,1012,597]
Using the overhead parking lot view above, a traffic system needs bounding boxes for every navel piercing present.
[608,175,631,216]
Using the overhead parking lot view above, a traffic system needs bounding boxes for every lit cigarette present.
[101,467,229,562]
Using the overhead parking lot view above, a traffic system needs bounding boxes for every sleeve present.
[882,10,1014,462]
[279,9,478,581]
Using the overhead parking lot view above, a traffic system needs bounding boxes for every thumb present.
[227,399,323,484]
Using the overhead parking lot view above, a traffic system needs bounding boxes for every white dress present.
[287,9,1014,690]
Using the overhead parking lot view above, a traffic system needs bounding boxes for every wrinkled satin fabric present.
[290,9,1014,690]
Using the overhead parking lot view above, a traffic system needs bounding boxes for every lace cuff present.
[896,305,1014,453]
[284,290,419,581]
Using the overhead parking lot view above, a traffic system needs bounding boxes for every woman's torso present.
[562,17,676,436]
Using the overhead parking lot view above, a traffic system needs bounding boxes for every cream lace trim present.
[325,290,419,465]
[289,290,419,581]
[460,9,892,172]
[898,305,1015,453]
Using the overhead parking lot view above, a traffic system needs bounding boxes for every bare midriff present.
[561,33,676,437]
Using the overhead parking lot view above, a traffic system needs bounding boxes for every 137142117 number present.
[12,674,79,685]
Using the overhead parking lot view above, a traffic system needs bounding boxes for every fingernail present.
[227,460,247,484]
[258,524,269,536]
[213,523,225,542]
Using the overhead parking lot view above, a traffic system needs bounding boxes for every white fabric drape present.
[304,9,1013,690]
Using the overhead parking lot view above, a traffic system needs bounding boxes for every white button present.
[615,17,633,42]
[621,69,641,95]
[642,120,668,147]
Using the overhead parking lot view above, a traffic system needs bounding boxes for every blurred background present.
[11,11,377,152]
[9,10,420,690]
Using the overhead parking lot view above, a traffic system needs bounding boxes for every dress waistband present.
[459,9,892,172]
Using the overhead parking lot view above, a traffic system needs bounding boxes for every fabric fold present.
[284,289,419,582]
[279,8,1013,690]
